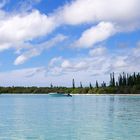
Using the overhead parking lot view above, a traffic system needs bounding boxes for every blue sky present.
[0,0,140,87]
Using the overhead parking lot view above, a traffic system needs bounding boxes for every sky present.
[0,0,140,87]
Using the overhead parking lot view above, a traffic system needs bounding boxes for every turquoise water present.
[0,94,140,140]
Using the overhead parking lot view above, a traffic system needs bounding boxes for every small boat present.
[67,93,72,97]
[49,92,72,97]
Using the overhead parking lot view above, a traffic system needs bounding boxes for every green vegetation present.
[0,72,140,94]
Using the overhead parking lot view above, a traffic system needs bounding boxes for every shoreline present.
[1,93,140,96]
[70,93,140,96]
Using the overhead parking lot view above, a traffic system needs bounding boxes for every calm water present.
[0,94,140,140]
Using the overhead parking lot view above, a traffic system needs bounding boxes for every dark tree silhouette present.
[89,82,92,89]
[96,80,99,88]
[72,79,75,89]
[80,82,83,88]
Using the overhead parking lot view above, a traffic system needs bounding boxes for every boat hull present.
[49,93,72,97]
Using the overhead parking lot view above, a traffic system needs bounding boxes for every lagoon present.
[0,94,140,140]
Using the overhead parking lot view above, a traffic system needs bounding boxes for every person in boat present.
[67,93,72,97]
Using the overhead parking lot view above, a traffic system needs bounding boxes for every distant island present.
[0,72,140,94]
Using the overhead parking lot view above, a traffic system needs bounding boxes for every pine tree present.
[122,72,126,86]
[110,73,113,86]
[89,82,92,89]
[110,73,115,87]
[133,72,136,85]
[50,83,53,88]
[80,82,83,88]
[96,80,99,88]
[126,73,129,86]
[72,79,75,89]
[118,74,123,86]
[112,72,115,87]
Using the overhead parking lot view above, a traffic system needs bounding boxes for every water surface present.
[0,94,140,140]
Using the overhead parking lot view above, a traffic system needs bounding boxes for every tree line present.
[0,72,140,94]
[109,72,140,87]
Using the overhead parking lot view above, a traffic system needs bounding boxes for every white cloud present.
[0,42,11,51]
[0,44,140,87]
[14,34,67,65]
[0,0,139,53]
[61,60,72,69]
[56,0,140,25]
[133,43,140,57]
[49,56,63,67]
[0,0,139,86]
[0,67,47,86]
[14,48,40,65]
[114,56,127,68]
[89,46,107,56]
[74,22,116,48]
[48,57,89,76]
[104,44,140,73]
[61,60,88,71]
[47,44,140,83]
[0,10,56,51]
[54,0,140,49]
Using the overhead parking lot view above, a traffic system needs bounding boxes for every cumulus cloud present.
[0,0,140,53]
[0,0,140,52]
[0,10,56,51]
[0,0,140,86]
[14,48,40,65]
[54,0,140,49]
[61,60,88,71]
[89,46,107,56]
[74,22,116,48]
[47,57,88,76]
[14,34,67,65]
[47,43,140,79]
[56,0,140,25]
[0,67,47,86]
[48,57,106,76]
[1,43,140,86]
[105,44,140,74]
